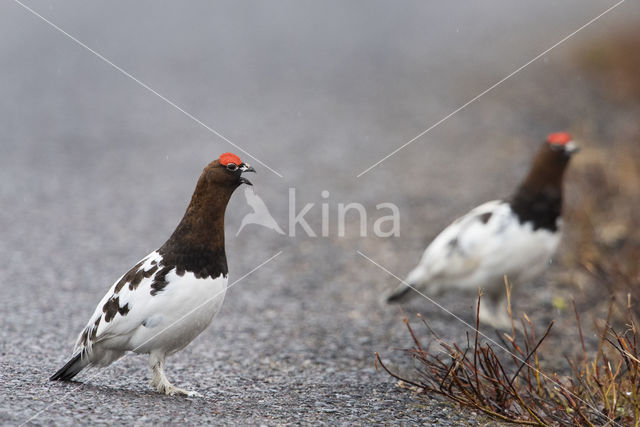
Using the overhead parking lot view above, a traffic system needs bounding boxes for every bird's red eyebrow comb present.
[547,132,572,145]
[219,152,242,165]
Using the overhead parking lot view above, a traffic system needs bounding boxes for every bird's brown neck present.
[509,144,569,232]
[159,179,236,278]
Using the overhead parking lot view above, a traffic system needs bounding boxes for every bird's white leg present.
[149,353,202,397]
[477,291,521,331]
[498,292,525,333]
[477,297,496,328]
[476,290,505,330]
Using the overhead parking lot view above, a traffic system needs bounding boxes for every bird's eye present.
[226,163,238,171]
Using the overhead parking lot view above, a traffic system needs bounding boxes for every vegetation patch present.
[377,292,640,425]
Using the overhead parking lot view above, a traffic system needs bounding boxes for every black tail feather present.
[386,285,412,303]
[50,353,86,381]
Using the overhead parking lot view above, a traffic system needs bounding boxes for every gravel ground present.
[1,1,638,425]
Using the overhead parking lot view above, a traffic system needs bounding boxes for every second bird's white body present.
[408,200,561,292]
[393,200,561,328]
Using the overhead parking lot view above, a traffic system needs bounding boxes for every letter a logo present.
[236,187,285,236]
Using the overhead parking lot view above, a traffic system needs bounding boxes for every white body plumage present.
[76,251,227,367]
[388,200,561,328]
[51,153,255,396]
[408,201,560,292]
[386,133,577,329]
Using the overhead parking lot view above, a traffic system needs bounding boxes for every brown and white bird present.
[50,153,255,396]
[386,133,579,329]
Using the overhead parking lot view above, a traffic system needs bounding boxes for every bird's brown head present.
[510,132,579,230]
[520,132,579,191]
[201,152,256,188]
[545,132,580,159]
[188,152,256,219]
[162,153,256,255]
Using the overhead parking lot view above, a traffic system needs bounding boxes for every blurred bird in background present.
[386,133,579,329]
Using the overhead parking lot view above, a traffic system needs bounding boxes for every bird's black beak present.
[565,141,580,154]
[239,163,256,186]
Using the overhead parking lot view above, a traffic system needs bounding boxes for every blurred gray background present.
[1,1,638,424]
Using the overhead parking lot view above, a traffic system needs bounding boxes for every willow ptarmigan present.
[50,153,255,396]
[386,133,579,329]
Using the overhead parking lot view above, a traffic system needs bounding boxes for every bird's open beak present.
[239,163,256,186]
[565,141,580,154]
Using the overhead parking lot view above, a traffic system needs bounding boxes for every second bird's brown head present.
[520,132,579,193]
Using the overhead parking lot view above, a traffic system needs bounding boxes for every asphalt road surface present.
[1,1,637,424]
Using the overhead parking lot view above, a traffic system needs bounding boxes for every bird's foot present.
[150,356,202,397]
[156,382,202,397]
